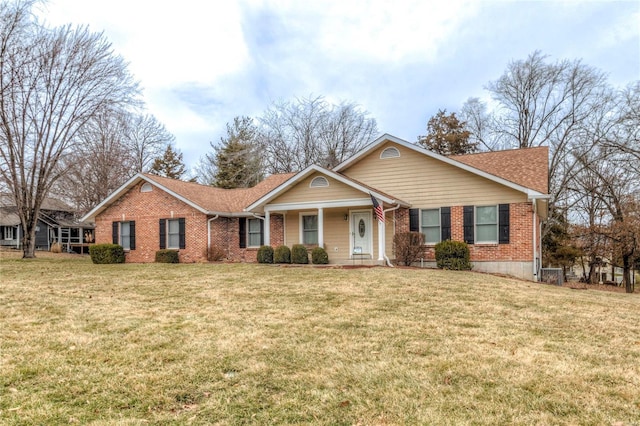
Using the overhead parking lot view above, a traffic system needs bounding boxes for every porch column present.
[264,210,271,246]
[318,208,324,248]
[378,220,385,261]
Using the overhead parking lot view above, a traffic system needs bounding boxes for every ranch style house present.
[81,134,549,281]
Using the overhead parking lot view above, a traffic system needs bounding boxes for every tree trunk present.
[21,221,37,258]
[623,254,633,293]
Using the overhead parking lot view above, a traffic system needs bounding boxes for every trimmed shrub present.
[257,245,274,264]
[311,247,329,265]
[89,243,125,264]
[274,245,291,264]
[291,244,309,264]
[435,240,472,270]
[311,247,329,264]
[393,232,424,266]
[50,242,63,253]
[155,249,179,263]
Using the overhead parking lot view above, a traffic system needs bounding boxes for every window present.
[248,218,262,247]
[421,209,440,244]
[302,214,318,245]
[310,176,329,188]
[120,222,131,250]
[380,146,400,159]
[476,205,498,243]
[159,218,185,249]
[2,226,15,240]
[167,219,180,249]
[141,183,153,192]
[112,221,135,250]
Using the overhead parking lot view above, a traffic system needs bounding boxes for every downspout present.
[382,203,402,267]
[207,215,219,260]
[532,200,538,281]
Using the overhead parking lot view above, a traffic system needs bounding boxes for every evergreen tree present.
[418,109,476,156]
[213,116,263,188]
[149,145,186,179]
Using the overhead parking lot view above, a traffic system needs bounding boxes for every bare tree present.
[0,0,138,258]
[125,113,174,173]
[257,96,378,173]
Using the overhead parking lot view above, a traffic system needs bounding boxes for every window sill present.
[474,242,499,246]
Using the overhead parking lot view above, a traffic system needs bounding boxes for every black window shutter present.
[499,204,510,244]
[441,207,451,241]
[112,222,119,244]
[409,208,419,232]
[159,219,166,249]
[463,206,474,244]
[178,218,186,249]
[239,218,247,248]
[129,221,136,250]
[260,220,264,246]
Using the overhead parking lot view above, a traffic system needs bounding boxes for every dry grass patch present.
[1,250,639,425]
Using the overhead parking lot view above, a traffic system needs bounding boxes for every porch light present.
[344,214,348,221]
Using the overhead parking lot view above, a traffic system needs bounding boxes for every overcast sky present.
[40,0,640,169]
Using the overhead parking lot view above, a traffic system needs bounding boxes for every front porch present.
[263,202,397,265]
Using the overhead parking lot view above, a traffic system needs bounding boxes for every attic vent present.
[380,146,400,159]
[310,176,329,188]
[141,183,153,193]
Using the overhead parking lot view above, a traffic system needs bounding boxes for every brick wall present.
[394,202,534,262]
[207,214,285,262]
[95,182,208,263]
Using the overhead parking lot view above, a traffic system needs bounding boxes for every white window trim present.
[167,218,180,249]
[420,208,441,245]
[119,221,131,251]
[380,146,400,159]
[299,212,318,245]
[3,226,15,240]
[140,183,153,192]
[247,218,262,248]
[475,205,499,244]
[309,176,329,188]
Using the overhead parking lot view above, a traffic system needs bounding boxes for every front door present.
[351,211,372,257]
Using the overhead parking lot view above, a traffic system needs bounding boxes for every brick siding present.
[95,182,208,263]
[395,202,534,262]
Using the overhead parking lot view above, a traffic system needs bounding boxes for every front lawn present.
[1,252,639,425]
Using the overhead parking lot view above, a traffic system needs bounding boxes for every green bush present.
[155,249,179,263]
[393,232,424,266]
[311,247,329,264]
[89,243,125,264]
[435,240,472,270]
[291,244,309,264]
[257,245,274,264]
[274,245,291,264]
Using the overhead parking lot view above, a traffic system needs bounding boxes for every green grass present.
[1,251,639,425]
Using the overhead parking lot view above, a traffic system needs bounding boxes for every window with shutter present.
[498,204,510,244]
[409,209,419,232]
[440,207,451,241]
[463,206,474,244]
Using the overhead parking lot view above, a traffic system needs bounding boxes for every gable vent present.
[380,146,400,159]
[140,183,153,193]
[310,176,329,188]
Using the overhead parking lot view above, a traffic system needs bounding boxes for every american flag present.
[370,193,385,223]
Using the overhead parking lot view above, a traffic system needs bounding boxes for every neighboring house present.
[0,194,95,252]
[81,134,549,281]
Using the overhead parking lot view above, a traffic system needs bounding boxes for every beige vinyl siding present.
[343,143,529,206]
[271,174,366,205]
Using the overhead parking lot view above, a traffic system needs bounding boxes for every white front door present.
[351,211,372,257]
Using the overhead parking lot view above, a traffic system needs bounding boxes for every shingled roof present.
[142,173,296,214]
[452,146,549,194]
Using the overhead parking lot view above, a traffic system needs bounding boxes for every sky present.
[39,0,640,169]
